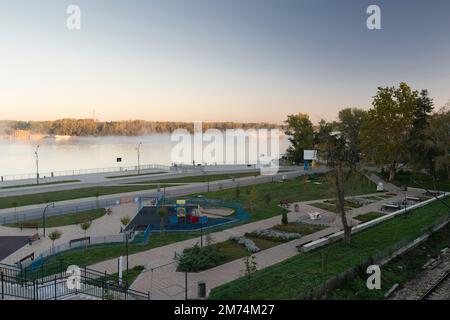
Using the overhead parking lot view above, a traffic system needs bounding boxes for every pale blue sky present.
[1,0,449,123]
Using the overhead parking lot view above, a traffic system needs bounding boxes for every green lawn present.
[1,180,80,189]
[194,173,375,222]
[37,232,204,268]
[6,208,106,228]
[178,236,282,272]
[325,199,363,208]
[272,222,326,235]
[0,185,162,209]
[88,265,145,288]
[364,195,385,201]
[309,202,353,213]
[130,171,262,184]
[215,236,281,263]
[327,220,450,299]
[208,197,450,300]
[106,172,167,179]
[379,170,450,192]
[354,211,385,223]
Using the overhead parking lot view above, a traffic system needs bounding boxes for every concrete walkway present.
[367,174,402,193]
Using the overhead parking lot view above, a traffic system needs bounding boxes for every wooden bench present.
[69,237,90,247]
[28,233,40,244]
[406,196,420,202]
[381,203,400,212]
[75,218,92,225]
[20,222,38,230]
[424,191,442,197]
[19,252,34,264]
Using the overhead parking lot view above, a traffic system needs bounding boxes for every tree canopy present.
[284,113,314,164]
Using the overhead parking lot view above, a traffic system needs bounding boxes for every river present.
[0,134,290,177]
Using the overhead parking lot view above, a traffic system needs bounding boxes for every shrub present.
[177,244,226,272]
[281,211,288,225]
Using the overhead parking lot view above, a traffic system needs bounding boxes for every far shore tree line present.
[284,82,450,243]
[0,119,281,136]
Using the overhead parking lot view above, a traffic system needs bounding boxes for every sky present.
[0,0,449,124]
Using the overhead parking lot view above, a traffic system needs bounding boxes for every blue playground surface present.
[126,197,250,240]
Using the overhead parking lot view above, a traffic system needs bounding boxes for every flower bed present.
[250,228,301,241]
[230,236,260,253]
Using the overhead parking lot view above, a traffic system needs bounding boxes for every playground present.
[127,197,248,234]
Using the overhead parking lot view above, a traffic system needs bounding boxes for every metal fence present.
[18,232,137,269]
[0,197,138,225]
[0,164,170,182]
[0,260,150,300]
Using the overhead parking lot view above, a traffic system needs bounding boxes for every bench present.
[406,196,420,202]
[28,233,40,244]
[69,237,90,247]
[381,203,400,212]
[19,252,34,264]
[424,191,442,197]
[75,218,92,225]
[308,212,322,220]
[20,222,38,230]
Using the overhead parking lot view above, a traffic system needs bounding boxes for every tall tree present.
[315,120,354,243]
[337,108,367,166]
[284,113,314,164]
[360,83,419,181]
[408,90,434,170]
[424,108,450,181]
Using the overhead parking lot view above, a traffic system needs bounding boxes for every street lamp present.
[136,142,142,175]
[203,170,210,193]
[35,145,40,185]
[125,230,129,287]
[42,202,55,237]
[200,221,204,248]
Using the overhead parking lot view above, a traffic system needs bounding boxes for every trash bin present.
[198,281,206,299]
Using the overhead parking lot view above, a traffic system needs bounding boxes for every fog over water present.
[0,134,290,177]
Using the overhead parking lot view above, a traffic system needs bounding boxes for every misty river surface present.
[0,134,290,177]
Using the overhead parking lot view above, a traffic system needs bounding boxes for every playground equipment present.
[168,200,207,225]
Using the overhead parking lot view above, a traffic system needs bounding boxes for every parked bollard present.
[198,281,206,299]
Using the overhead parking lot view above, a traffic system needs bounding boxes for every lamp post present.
[203,171,210,193]
[125,230,129,287]
[403,185,408,215]
[200,222,204,248]
[42,202,55,237]
[136,142,142,175]
[35,145,40,185]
